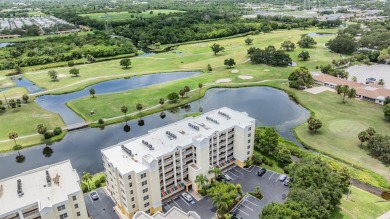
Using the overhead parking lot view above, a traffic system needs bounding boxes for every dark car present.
[230,212,238,219]
[216,175,225,182]
[257,168,267,177]
[90,192,99,200]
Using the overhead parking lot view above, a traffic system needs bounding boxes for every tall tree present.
[36,124,47,138]
[298,51,310,61]
[358,131,370,146]
[307,117,322,133]
[298,35,317,48]
[82,171,93,190]
[245,37,253,45]
[120,58,131,69]
[9,131,18,147]
[89,88,96,98]
[121,106,128,119]
[22,94,29,103]
[210,43,225,55]
[159,98,165,107]
[326,34,358,54]
[255,127,279,155]
[288,67,314,89]
[194,174,209,190]
[8,99,17,110]
[335,85,356,103]
[281,41,296,51]
[48,70,58,81]
[167,92,179,102]
[224,58,236,68]
[183,86,190,97]
[198,83,203,96]
[69,68,80,77]
[208,167,222,181]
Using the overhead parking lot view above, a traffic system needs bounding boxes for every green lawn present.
[0,31,90,43]
[331,187,390,219]
[18,28,338,95]
[0,101,65,151]
[267,81,390,177]
[0,77,15,89]
[0,87,28,99]
[80,10,185,21]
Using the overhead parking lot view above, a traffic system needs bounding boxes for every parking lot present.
[162,165,289,219]
[84,188,119,219]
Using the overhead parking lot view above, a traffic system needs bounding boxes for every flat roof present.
[102,107,255,175]
[0,160,81,217]
[134,206,200,219]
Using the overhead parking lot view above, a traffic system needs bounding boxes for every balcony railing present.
[23,209,39,218]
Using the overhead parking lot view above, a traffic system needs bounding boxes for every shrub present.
[94,180,102,188]
[44,131,54,139]
[13,145,22,150]
[81,183,88,193]
[99,175,106,183]
[198,188,208,196]
[98,119,104,124]
[53,127,62,136]
[68,61,75,67]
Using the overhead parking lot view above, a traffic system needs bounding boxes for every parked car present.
[366,77,376,84]
[283,177,290,186]
[90,192,99,200]
[257,168,267,177]
[278,174,287,182]
[181,192,193,202]
[222,173,232,181]
[230,212,238,219]
[216,175,225,182]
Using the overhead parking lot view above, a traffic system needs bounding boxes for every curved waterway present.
[0,86,310,178]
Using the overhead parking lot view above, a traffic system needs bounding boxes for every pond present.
[0,42,14,48]
[0,86,310,179]
[0,77,45,93]
[306,32,335,37]
[35,71,201,124]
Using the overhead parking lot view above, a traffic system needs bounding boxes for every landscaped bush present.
[94,180,101,188]
[198,188,208,196]
[99,175,106,183]
[98,119,104,124]
[81,183,88,193]
[53,127,62,136]
[44,131,54,139]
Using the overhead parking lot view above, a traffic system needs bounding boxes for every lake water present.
[306,33,335,37]
[34,72,201,125]
[0,86,310,179]
[0,77,45,93]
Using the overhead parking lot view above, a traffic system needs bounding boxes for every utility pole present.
[2,93,9,108]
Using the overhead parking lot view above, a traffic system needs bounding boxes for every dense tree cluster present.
[288,67,313,89]
[358,127,390,165]
[297,35,317,48]
[261,157,348,219]
[326,34,358,54]
[0,31,136,70]
[319,64,349,79]
[248,45,292,66]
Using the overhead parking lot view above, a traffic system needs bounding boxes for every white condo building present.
[0,160,88,219]
[101,107,255,218]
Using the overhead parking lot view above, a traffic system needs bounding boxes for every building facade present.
[101,107,255,218]
[0,160,88,219]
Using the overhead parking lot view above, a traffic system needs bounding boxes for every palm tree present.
[198,83,203,96]
[195,174,209,190]
[212,194,229,218]
[159,98,165,107]
[9,131,18,147]
[136,103,143,113]
[184,86,190,97]
[89,88,96,98]
[121,106,128,121]
[82,171,93,190]
[36,124,47,138]
[136,103,144,125]
[335,85,356,103]
[208,167,222,181]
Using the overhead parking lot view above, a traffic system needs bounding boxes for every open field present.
[0,77,14,88]
[17,28,338,95]
[331,187,390,219]
[1,87,28,99]
[80,10,185,21]
[265,81,390,177]
[0,101,65,148]
[0,31,90,43]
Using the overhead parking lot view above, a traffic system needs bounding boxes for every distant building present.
[78,25,91,31]
[133,206,200,219]
[54,29,80,35]
[312,73,390,105]
[0,160,88,219]
[101,107,255,218]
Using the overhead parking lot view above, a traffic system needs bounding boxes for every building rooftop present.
[133,206,201,219]
[0,160,81,217]
[312,73,390,100]
[102,107,255,175]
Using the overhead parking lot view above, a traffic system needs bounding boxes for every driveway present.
[84,188,119,219]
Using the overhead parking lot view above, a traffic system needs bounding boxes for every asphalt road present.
[84,188,119,219]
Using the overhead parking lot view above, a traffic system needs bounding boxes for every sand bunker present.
[264,69,270,72]
[231,69,239,74]
[216,78,232,83]
[58,74,68,78]
[238,75,253,80]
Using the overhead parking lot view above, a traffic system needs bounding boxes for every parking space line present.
[172,199,183,210]
[237,208,249,216]
[268,172,274,180]
[179,196,191,206]
[234,167,244,175]
[275,175,280,182]
[228,171,239,178]
[244,199,259,207]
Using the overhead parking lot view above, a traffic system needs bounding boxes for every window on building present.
[57,205,65,211]
[141,173,146,179]
[248,127,251,131]
[248,133,251,137]
[248,139,251,143]
[132,204,135,208]
[72,195,77,201]
[59,213,68,219]
[145,209,150,214]
[119,174,123,179]
[77,212,81,217]
[129,182,132,187]
[130,190,133,195]
[143,188,148,193]
[143,195,149,200]
[131,197,134,202]
[74,204,79,209]
[247,145,250,149]
[142,181,147,186]
[128,175,131,180]
[144,202,150,207]
[247,151,250,155]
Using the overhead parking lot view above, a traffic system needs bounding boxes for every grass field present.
[18,28,338,95]
[331,187,390,219]
[0,77,15,88]
[0,31,90,43]
[81,10,185,21]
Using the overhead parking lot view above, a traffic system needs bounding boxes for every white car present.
[278,174,287,182]
[222,173,232,181]
[181,192,193,202]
